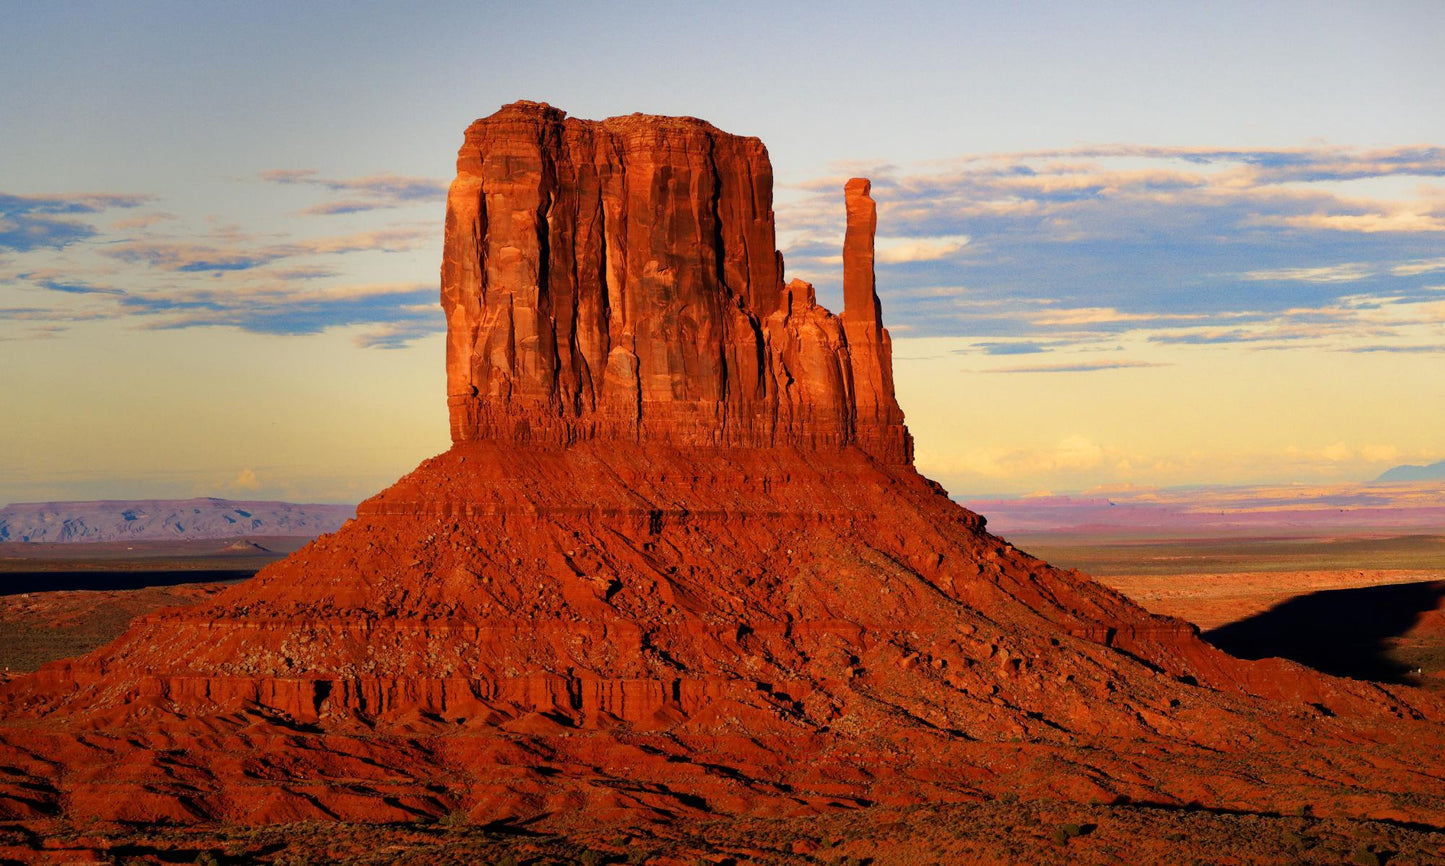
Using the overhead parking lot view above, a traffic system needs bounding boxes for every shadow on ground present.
[0,570,255,596]
[1205,580,1445,683]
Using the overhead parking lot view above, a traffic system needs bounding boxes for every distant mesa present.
[0,101,1442,831]
[0,498,353,543]
[967,484,1445,536]
[1376,459,1445,483]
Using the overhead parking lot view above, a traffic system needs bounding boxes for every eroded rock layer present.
[1,103,1443,830]
[442,101,909,463]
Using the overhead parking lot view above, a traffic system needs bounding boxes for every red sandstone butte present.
[1,101,1443,829]
[441,101,909,463]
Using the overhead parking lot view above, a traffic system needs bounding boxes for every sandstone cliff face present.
[442,101,909,463]
[0,104,1442,830]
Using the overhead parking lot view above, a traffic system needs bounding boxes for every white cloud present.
[1257,213,1445,233]
[230,468,262,491]
[1241,263,1376,283]
[1391,257,1445,277]
[919,435,1112,479]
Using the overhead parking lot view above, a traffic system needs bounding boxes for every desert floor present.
[1017,531,1445,693]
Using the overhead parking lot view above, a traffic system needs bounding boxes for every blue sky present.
[2,1,1442,501]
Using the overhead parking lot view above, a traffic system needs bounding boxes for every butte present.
[1,101,1443,830]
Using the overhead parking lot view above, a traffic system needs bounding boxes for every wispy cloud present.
[1255,212,1445,233]
[1139,292,1443,349]
[1341,343,1445,354]
[779,143,1445,354]
[0,306,110,323]
[352,319,444,349]
[1028,307,1209,328]
[972,341,1050,355]
[0,174,444,348]
[876,235,970,264]
[229,468,262,492]
[112,212,176,231]
[0,191,151,251]
[920,434,1115,479]
[261,169,447,215]
[987,359,1169,374]
[103,227,433,272]
[1240,262,1377,283]
[118,281,442,338]
[25,275,126,296]
[1391,257,1445,277]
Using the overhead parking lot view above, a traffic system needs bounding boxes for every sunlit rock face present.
[441,101,909,464]
[0,103,1443,830]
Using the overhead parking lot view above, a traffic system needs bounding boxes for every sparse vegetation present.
[1052,822,1085,845]
[1,797,1441,864]
[578,848,607,866]
[1351,844,1383,866]
[437,808,469,829]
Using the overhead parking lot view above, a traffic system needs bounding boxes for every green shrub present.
[438,808,469,828]
[1052,823,1086,845]
[1350,846,1382,866]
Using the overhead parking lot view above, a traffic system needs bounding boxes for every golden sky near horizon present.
[4,318,1440,503]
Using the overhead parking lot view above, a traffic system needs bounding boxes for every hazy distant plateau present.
[0,498,354,543]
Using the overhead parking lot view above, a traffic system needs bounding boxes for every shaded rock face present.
[442,101,909,463]
[0,103,1443,829]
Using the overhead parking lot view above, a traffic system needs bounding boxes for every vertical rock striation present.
[442,101,910,463]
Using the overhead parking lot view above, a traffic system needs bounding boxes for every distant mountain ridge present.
[0,498,355,543]
[1377,460,1445,483]
[962,481,1445,536]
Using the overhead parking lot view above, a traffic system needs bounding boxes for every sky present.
[2,1,1442,503]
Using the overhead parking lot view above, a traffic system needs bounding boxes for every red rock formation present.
[839,177,909,462]
[1,102,1443,830]
[442,101,909,463]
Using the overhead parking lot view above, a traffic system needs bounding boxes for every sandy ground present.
[6,799,1444,865]
[1095,568,1444,631]
[0,582,236,676]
